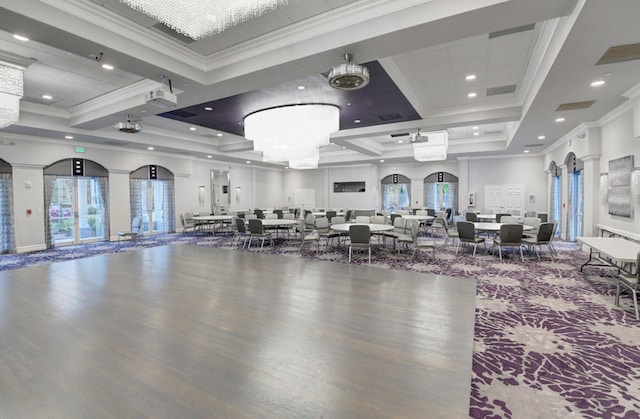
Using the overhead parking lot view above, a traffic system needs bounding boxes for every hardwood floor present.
[0,244,476,418]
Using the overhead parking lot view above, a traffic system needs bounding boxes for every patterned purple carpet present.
[2,233,639,418]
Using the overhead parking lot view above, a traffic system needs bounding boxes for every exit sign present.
[75,146,85,153]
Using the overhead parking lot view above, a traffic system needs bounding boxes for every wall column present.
[581,155,600,236]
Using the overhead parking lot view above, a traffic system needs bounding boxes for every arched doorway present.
[44,158,110,247]
[565,153,583,241]
[549,161,562,236]
[381,174,411,213]
[423,172,458,212]
[0,158,15,253]
[129,165,176,234]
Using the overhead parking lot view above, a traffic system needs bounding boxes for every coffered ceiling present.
[1,0,640,168]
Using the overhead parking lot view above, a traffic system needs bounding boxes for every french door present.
[140,180,167,234]
[567,170,583,241]
[382,183,410,213]
[49,177,105,245]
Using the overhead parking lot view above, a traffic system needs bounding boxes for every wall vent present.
[378,113,403,121]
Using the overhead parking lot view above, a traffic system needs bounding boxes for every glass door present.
[382,183,410,213]
[141,180,166,234]
[567,170,583,241]
[49,177,105,245]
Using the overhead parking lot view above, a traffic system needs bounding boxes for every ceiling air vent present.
[167,109,198,118]
[524,143,544,148]
[378,113,403,122]
[596,43,640,65]
[487,84,517,96]
[489,23,535,39]
[556,100,595,111]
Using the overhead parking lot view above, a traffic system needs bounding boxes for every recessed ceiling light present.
[246,161,251,164]
[524,150,530,153]
[465,74,476,81]
[285,166,289,169]
[538,135,546,140]
[342,146,346,149]
[42,94,53,100]
[13,34,29,42]
[65,135,74,140]
[297,85,306,90]
[467,92,477,98]
[472,126,479,130]
[204,107,213,111]
[380,159,384,162]
[346,103,352,106]
[207,155,212,158]
[590,80,605,87]
[189,127,196,131]
[141,109,147,113]
[555,117,565,122]
[398,140,403,144]
[354,119,361,123]
[101,64,114,70]
[147,147,154,150]
[216,133,223,137]
[473,132,479,136]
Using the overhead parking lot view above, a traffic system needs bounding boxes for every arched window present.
[130,165,176,234]
[0,158,15,253]
[43,158,110,247]
[548,161,562,236]
[564,153,584,241]
[381,174,411,213]
[423,172,458,211]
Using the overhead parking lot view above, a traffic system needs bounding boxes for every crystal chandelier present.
[412,130,449,162]
[121,0,294,40]
[244,104,340,169]
[0,63,24,129]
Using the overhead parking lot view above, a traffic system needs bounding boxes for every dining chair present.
[396,220,416,253]
[254,208,265,219]
[456,221,485,257]
[428,211,446,237]
[495,213,511,223]
[523,217,542,238]
[355,215,371,223]
[492,224,524,262]
[616,251,640,320]
[500,215,519,224]
[179,213,197,234]
[117,216,143,241]
[384,216,408,249]
[465,212,478,222]
[442,218,459,247]
[299,220,320,252]
[522,222,555,261]
[247,219,273,251]
[348,224,371,263]
[315,217,331,250]
[325,210,337,221]
[410,220,436,259]
[233,217,251,248]
[304,213,316,231]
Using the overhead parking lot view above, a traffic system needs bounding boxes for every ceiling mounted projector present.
[328,53,370,90]
[114,114,142,133]
[145,88,177,108]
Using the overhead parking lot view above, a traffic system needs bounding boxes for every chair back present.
[235,217,247,233]
[456,221,476,241]
[246,214,258,220]
[264,213,277,219]
[283,213,294,220]
[254,209,265,219]
[500,215,518,224]
[305,213,316,229]
[179,213,187,227]
[355,216,371,223]
[392,216,407,233]
[538,213,548,222]
[132,216,142,232]
[495,213,511,223]
[409,221,420,243]
[426,208,436,216]
[498,224,524,244]
[331,216,346,225]
[273,209,283,219]
[445,208,452,222]
[523,217,541,229]
[315,217,330,233]
[536,222,555,242]
[465,212,478,222]
[344,210,352,221]
[416,210,429,215]
[452,215,465,225]
[325,210,337,221]
[370,215,385,225]
[248,219,264,234]
[349,224,371,244]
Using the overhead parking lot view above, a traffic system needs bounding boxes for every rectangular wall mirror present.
[211,170,230,214]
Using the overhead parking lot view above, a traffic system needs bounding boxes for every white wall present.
[468,155,548,215]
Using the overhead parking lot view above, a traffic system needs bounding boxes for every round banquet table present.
[330,223,394,233]
[472,222,533,233]
[401,214,435,221]
[258,219,298,227]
